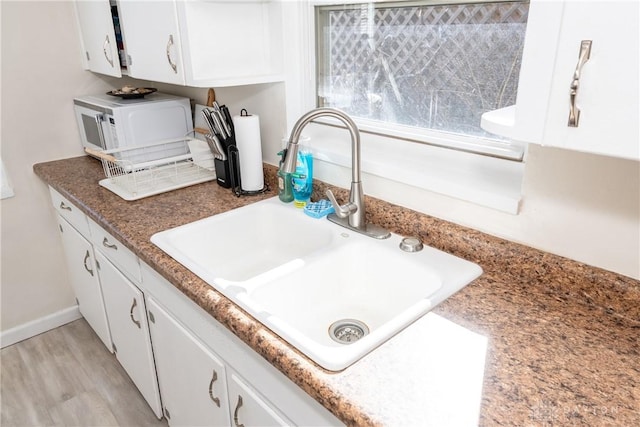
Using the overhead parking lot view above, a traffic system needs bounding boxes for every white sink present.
[151,198,339,287]
[152,197,482,371]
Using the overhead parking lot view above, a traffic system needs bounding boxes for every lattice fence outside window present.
[316,1,529,141]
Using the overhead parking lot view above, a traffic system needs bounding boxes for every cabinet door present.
[175,1,284,87]
[542,0,639,160]
[96,251,162,419]
[74,0,122,77]
[481,0,639,160]
[146,297,231,426]
[228,373,291,427]
[57,216,112,350]
[117,1,185,84]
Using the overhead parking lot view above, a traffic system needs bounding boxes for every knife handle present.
[221,106,235,134]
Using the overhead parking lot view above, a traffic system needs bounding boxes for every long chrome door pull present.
[166,34,178,74]
[233,395,245,427]
[129,298,141,329]
[568,40,592,127]
[208,370,221,407]
[103,35,115,68]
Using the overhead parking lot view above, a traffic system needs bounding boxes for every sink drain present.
[329,319,370,344]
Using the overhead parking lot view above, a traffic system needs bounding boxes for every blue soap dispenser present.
[292,149,313,208]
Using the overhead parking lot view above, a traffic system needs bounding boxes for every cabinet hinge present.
[148,310,155,324]
[59,224,64,233]
[75,297,79,306]
[164,407,171,420]
[127,54,132,66]
[112,343,117,353]
[85,51,90,61]
[96,259,101,270]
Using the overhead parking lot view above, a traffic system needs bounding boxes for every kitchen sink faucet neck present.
[280,108,390,239]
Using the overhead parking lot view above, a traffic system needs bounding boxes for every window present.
[315,0,529,160]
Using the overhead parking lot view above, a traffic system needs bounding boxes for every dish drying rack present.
[86,137,217,201]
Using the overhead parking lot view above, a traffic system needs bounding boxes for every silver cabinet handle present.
[103,34,115,68]
[102,237,118,250]
[233,395,245,427]
[568,40,592,127]
[83,250,94,277]
[129,298,141,329]
[208,370,221,407]
[59,201,72,211]
[166,34,178,74]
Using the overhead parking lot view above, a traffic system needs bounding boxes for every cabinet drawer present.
[89,218,141,283]
[49,187,90,237]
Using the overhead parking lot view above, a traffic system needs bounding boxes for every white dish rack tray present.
[87,137,217,201]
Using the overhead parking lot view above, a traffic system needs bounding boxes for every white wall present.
[1,1,637,337]
[1,1,114,332]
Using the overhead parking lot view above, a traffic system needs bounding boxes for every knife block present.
[214,157,233,188]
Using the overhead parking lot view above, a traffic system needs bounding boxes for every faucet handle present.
[326,189,357,219]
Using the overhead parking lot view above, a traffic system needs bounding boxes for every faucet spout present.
[280,108,389,239]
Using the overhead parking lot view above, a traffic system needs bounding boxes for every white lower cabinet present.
[228,373,291,427]
[146,296,292,427]
[95,251,162,419]
[146,297,231,426]
[57,215,112,350]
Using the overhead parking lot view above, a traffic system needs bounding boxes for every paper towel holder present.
[228,145,269,197]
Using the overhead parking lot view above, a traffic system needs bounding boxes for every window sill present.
[300,122,524,214]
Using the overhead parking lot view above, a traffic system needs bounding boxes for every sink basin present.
[151,198,339,287]
[152,197,482,371]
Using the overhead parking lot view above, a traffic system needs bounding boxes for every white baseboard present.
[0,306,82,348]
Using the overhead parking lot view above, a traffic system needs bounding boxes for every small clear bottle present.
[277,150,293,203]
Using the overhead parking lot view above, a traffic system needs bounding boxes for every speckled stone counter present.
[34,156,640,426]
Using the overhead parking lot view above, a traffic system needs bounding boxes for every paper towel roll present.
[232,113,264,191]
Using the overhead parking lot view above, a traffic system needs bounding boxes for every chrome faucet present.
[280,107,390,239]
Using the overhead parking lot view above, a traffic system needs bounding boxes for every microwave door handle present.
[94,113,107,150]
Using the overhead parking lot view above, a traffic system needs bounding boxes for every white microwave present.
[73,92,193,161]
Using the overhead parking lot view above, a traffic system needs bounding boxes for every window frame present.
[311,0,529,161]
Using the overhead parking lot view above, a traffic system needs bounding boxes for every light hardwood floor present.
[1,318,168,427]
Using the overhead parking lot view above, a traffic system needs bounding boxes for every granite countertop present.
[34,156,639,426]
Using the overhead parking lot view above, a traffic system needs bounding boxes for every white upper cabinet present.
[481,0,639,161]
[117,1,186,85]
[74,0,123,77]
[75,0,284,87]
[175,0,284,87]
